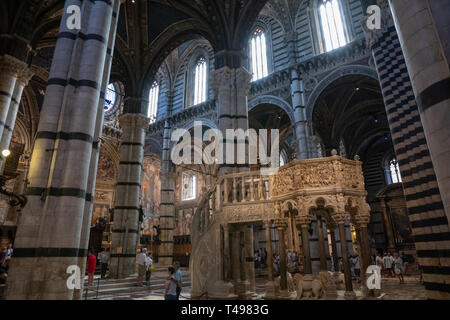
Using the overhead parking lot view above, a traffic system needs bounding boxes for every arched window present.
[148,81,159,123]
[182,171,197,201]
[385,158,402,184]
[194,57,207,105]
[104,83,117,112]
[318,0,348,52]
[250,28,269,81]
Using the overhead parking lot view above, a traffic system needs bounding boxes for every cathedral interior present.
[0,0,449,300]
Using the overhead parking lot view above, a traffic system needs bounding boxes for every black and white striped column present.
[158,119,176,266]
[0,68,34,171]
[363,2,450,299]
[6,0,117,300]
[211,66,252,174]
[76,0,121,288]
[0,55,27,156]
[109,112,148,278]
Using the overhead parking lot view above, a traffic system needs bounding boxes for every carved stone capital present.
[210,66,232,99]
[274,219,287,230]
[354,214,371,228]
[0,55,27,78]
[331,213,349,225]
[119,113,149,130]
[17,68,34,87]
[235,67,252,96]
[295,215,312,228]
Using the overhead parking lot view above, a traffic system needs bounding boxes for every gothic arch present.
[306,64,379,122]
[248,95,295,125]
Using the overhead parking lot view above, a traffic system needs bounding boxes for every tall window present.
[250,28,269,81]
[182,172,197,201]
[104,83,117,111]
[388,158,402,184]
[148,81,159,123]
[194,57,207,105]
[319,0,348,52]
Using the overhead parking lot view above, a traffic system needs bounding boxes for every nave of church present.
[0,0,449,300]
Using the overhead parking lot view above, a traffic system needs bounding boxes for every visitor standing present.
[137,248,147,286]
[376,252,384,269]
[145,252,153,286]
[393,252,404,284]
[86,249,97,286]
[98,248,110,279]
[164,267,178,300]
[173,261,182,300]
[353,254,361,281]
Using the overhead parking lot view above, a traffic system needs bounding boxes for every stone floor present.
[87,268,426,300]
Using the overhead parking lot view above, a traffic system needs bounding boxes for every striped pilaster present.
[158,120,175,266]
[6,0,117,300]
[366,6,450,298]
[109,113,149,278]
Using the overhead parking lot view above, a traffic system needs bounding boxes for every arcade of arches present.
[0,0,449,300]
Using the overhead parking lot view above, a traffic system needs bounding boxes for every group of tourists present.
[137,248,154,286]
[254,248,267,268]
[0,243,13,282]
[164,261,183,300]
[85,248,111,286]
[375,251,406,284]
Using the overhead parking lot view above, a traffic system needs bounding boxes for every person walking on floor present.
[86,249,97,286]
[393,252,405,284]
[173,261,182,300]
[164,267,178,301]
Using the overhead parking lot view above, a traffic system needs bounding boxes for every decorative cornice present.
[147,100,216,135]
[119,113,150,130]
[17,68,34,87]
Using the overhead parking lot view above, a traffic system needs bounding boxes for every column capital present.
[295,215,312,227]
[0,55,27,78]
[332,213,349,225]
[119,113,149,130]
[274,219,287,230]
[17,68,34,87]
[354,214,371,228]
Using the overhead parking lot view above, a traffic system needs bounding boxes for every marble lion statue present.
[296,274,324,299]
[274,272,296,293]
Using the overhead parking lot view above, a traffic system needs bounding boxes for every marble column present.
[379,197,395,251]
[316,216,328,271]
[389,0,450,223]
[297,216,312,275]
[355,214,372,296]
[109,113,149,278]
[329,227,340,272]
[75,0,121,295]
[264,220,274,281]
[158,119,176,266]
[211,66,252,174]
[274,219,288,294]
[6,0,118,300]
[0,55,26,151]
[334,214,355,299]
[0,68,33,171]
[244,224,256,294]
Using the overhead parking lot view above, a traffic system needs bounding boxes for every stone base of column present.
[319,271,337,298]
[208,281,238,300]
[344,290,356,300]
[109,258,136,279]
[235,280,252,299]
[277,289,295,300]
[158,257,174,266]
[263,280,278,300]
